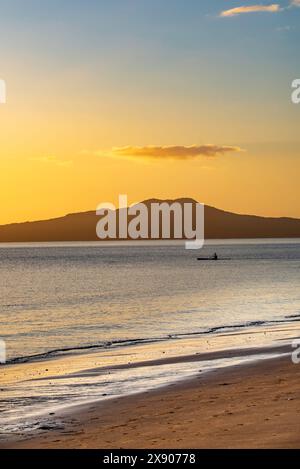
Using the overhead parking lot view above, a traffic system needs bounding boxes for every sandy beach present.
[1,350,300,449]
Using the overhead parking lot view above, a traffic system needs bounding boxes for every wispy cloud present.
[221,1,300,17]
[220,4,281,17]
[99,145,245,161]
[31,156,72,167]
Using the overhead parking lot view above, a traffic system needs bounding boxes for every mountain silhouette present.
[0,198,300,242]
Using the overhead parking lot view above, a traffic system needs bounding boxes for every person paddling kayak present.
[197,253,219,261]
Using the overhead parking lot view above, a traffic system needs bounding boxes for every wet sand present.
[2,352,300,449]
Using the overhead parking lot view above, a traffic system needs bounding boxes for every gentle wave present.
[5,314,300,365]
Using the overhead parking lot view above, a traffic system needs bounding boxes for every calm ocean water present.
[1,240,300,362]
[1,239,300,437]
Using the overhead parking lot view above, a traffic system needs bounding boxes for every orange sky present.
[0,0,299,224]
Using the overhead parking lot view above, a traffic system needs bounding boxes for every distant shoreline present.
[1,237,300,248]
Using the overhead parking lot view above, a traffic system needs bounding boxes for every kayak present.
[197,257,218,261]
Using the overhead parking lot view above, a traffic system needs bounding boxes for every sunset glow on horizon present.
[0,0,299,224]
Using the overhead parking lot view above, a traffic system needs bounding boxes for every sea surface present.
[0,240,300,438]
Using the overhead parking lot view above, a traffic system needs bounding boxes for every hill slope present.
[0,199,299,242]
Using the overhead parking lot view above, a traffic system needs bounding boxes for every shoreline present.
[4,312,300,367]
[1,348,300,449]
